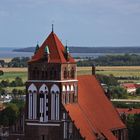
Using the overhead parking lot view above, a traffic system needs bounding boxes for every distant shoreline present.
[13,46,140,54]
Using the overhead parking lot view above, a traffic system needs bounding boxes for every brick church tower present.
[25,29,78,140]
[8,27,128,140]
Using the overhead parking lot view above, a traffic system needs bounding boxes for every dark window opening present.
[32,70,36,79]
[46,111,48,115]
[54,70,57,79]
[50,70,53,79]
[42,71,45,79]
[64,68,67,79]
[37,70,39,79]
[40,94,44,98]
[41,135,45,140]
[45,71,48,79]
[71,68,75,78]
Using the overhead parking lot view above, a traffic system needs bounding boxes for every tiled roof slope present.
[29,32,75,63]
[65,75,126,140]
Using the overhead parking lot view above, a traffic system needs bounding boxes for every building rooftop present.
[29,31,75,63]
[117,108,140,115]
[65,75,126,140]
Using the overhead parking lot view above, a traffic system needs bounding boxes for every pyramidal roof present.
[29,31,75,63]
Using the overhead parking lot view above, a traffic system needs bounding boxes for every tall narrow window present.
[69,122,73,139]
[51,84,60,120]
[39,84,49,122]
[71,67,75,78]
[45,71,48,79]
[37,69,39,79]
[41,135,45,140]
[64,68,67,79]
[41,71,45,79]
[33,70,36,79]
[54,70,57,79]
[28,84,37,120]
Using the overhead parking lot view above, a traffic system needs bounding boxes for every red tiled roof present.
[117,108,140,115]
[135,84,140,88]
[122,83,136,89]
[65,75,126,140]
[29,31,75,63]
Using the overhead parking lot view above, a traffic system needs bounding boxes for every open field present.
[0,72,27,82]
[0,58,12,63]
[0,66,140,83]
[4,86,25,92]
[0,67,27,72]
[77,66,140,77]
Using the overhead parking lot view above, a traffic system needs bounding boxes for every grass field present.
[77,66,140,77]
[0,72,27,82]
[4,86,25,92]
[0,66,140,83]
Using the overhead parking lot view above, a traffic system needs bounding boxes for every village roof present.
[65,75,126,140]
[117,108,140,115]
[29,31,75,63]
[122,83,137,89]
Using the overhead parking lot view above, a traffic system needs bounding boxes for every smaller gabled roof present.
[29,31,75,63]
[121,83,136,89]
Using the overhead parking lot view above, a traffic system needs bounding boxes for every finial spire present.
[52,24,54,33]
[66,40,67,47]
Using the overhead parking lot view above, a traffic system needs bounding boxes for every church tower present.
[25,29,78,140]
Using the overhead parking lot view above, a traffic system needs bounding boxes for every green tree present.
[0,103,19,126]
[97,74,118,86]
[136,88,140,95]
[0,87,6,95]
[0,70,4,76]
[111,86,128,99]
[11,99,25,110]
[15,77,24,86]
[1,80,10,87]
[12,89,18,98]
[126,114,140,140]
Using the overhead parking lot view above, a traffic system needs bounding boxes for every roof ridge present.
[52,32,64,62]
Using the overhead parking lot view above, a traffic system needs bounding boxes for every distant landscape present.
[13,46,140,54]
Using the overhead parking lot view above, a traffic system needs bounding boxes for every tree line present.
[0,57,30,67]
[77,54,140,66]
[0,77,24,87]
[2,54,140,67]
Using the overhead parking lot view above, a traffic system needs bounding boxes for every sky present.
[0,0,140,48]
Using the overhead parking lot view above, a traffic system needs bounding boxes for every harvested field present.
[0,66,140,83]
[0,67,27,72]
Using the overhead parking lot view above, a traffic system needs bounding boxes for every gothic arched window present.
[71,67,75,78]
[54,70,57,79]
[64,68,67,79]
[45,71,48,79]
[41,71,45,79]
